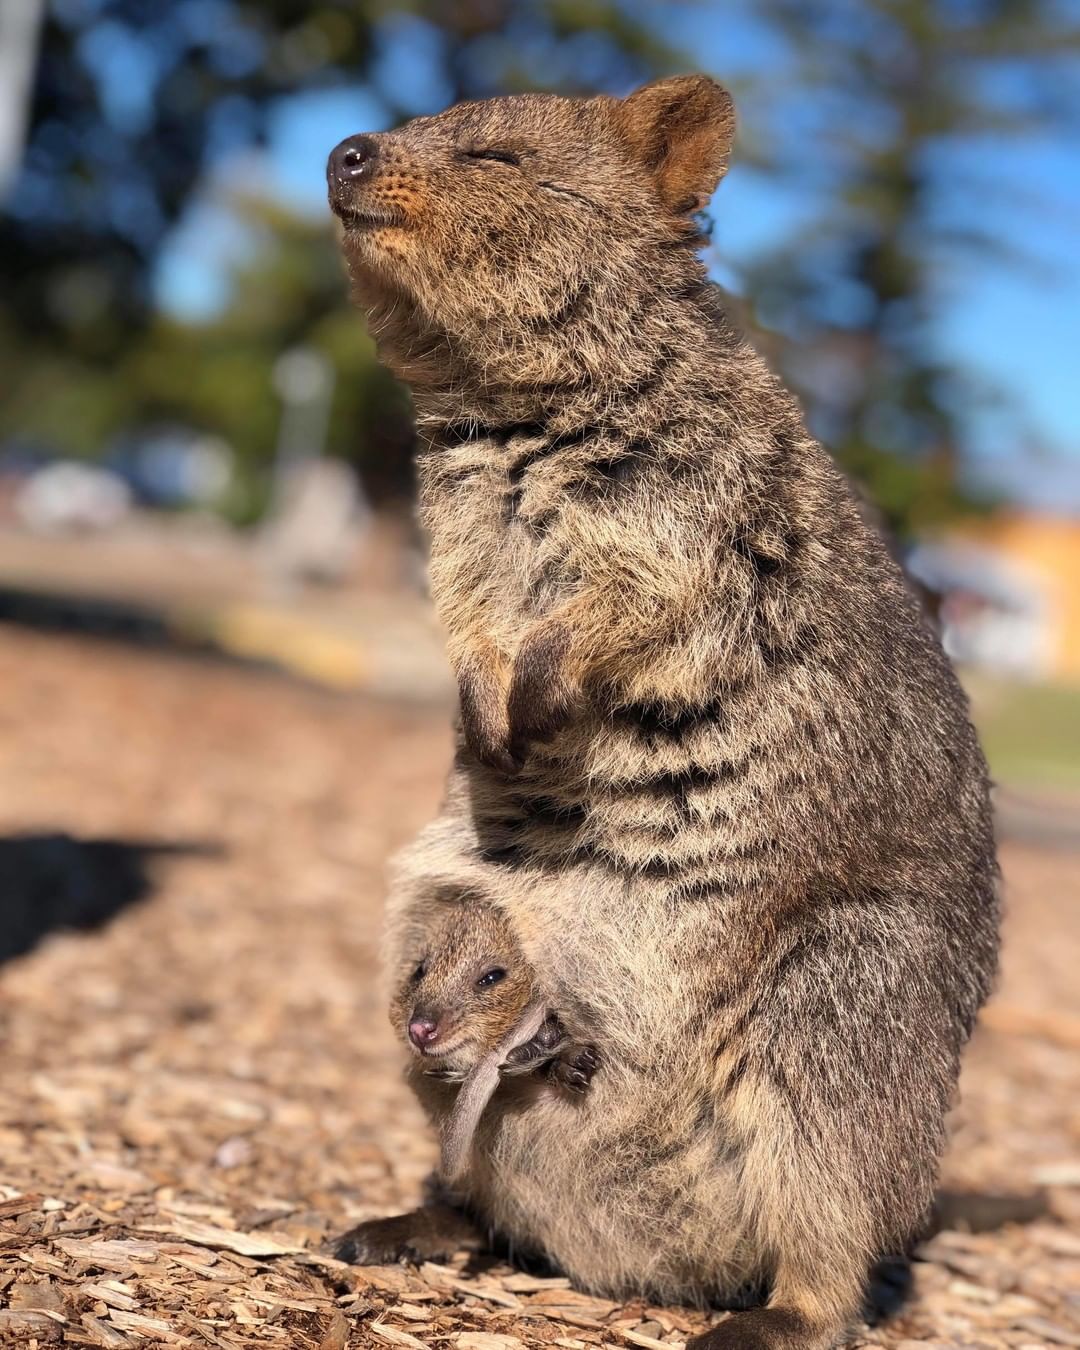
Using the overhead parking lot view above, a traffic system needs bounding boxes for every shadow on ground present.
[0,832,222,964]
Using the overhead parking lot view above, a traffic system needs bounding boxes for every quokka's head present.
[327,76,735,386]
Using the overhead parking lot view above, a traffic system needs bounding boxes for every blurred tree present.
[0,0,671,503]
[126,197,415,516]
[0,0,670,354]
[729,0,1080,535]
[2,1,1077,532]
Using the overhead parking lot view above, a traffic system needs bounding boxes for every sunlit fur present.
[331,77,999,1350]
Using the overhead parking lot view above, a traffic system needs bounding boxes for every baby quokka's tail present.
[440,999,548,1185]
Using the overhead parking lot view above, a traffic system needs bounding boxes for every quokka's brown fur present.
[327,76,999,1350]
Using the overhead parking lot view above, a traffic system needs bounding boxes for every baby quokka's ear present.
[616,74,736,216]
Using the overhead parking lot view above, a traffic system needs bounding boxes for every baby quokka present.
[391,902,598,1185]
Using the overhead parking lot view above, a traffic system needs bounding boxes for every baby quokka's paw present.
[546,1043,601,1095]
[422,1063,469,1083]
[501,1011,567,1073]
[501,1014,600,1096]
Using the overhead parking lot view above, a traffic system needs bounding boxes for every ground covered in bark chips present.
[0,628,1078,1349]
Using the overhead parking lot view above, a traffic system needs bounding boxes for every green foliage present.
[970,678,1080,788]
[0,0,668,509]
[0,190,415,504]
[2,0,1077,530]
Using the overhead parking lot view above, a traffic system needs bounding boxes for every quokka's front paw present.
[457,648,521,775]
[547,1043,601,1095]
[506,620,577,763]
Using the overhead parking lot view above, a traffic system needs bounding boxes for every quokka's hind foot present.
[333,1204,483,1265]
[689,1308,840,1350]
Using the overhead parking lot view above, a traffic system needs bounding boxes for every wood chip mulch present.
[0,628,1077,1349]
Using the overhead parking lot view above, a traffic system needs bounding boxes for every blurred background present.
[0,8,1079,1345]
[1,0,1079,787]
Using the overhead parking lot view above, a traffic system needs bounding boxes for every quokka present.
[326,74,999,1350]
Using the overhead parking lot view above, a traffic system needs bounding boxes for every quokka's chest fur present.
[418,420,620,637]
[412,395,995,1091]
[416,407,947,895]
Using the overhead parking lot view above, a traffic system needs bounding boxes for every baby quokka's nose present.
[408,1015,440,1049]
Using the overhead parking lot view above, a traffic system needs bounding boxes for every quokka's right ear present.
[616,74,736,216]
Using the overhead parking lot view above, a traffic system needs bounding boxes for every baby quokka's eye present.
[411,960,427,983]
[476,967,507,988]
[463,147,521,167]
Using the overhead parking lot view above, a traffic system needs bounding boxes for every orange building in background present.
[941,514,1080,682]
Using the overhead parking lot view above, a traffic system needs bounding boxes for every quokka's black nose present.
[327,134,379,185]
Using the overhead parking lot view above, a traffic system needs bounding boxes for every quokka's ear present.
[617,75,735,215]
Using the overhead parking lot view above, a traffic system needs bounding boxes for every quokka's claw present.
[549,1043,601,1094]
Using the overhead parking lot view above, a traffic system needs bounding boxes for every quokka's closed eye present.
[462,147,522,166]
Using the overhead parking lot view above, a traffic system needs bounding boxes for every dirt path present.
[0,629,1077,1349]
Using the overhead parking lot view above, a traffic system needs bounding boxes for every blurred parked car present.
[14,460,132,534]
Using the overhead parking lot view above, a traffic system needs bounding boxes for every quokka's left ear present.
[616,74,736,215]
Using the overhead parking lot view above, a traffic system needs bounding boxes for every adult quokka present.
[327,76,999,1350]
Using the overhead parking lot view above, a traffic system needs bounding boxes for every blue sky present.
[153,3,1080,509]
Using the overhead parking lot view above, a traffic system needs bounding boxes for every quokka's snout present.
[325,130,414,230]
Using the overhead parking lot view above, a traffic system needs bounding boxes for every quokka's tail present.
[928,1188,1048,1236]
